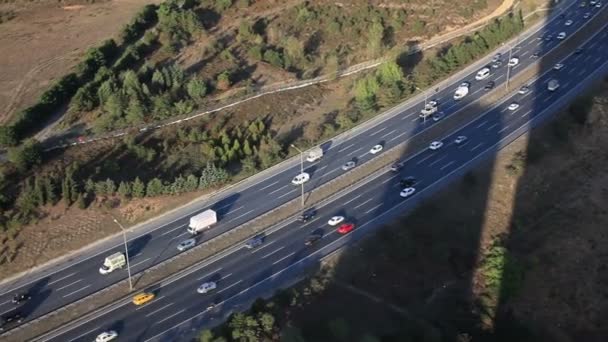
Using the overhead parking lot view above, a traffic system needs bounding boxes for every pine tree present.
[44,176,58,205]
[105,178,117,195]
[132,177,145,198]
[34,176,46,205]
[243,139,253,156]
[77,192,87,209]
[146,178,164,196]
[184,174,199,192]
[118,181,132,198]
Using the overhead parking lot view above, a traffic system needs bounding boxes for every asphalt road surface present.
[36,6,608,342]
[40,19,608,341]
[0,0,602,334]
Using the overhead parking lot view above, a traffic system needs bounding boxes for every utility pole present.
[290,144,305,207]
[112,217,133,291]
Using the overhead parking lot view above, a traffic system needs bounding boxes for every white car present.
[596,2,602,7]
[341,161,356,171]
[518,85,530,95]
[429,141,443,150]
[197,281,217,294]
[328,216,345,226]
[292,172,310,185]
[425,100,438,109]
[507,57,519,67]
[557,32,566,40]
[177,238,196,252]
[96,331,118,342]
[565,19,573,26]
[553,63,564,70]
[454,136,468,144]
[475,67,491,80]
[583,12,591,18]
[400,187,416,198]
[508,102,520,111]
[370,144,383,154]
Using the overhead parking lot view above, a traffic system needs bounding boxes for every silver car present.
[177,238,196,252]
[342,161,356,171]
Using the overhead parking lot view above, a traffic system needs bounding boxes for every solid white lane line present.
[428,155,447,167]
[56,279,82,292]
[69,326,100,342]
[402,111,416,119]
[272,252,296,266]
[48,272,76,286]
[130,258,151,269]
[220,273,233,281]
[411,115,420,122]
[381,176,396,184]
[136,296,165,311]
[62,285,91,298]
[476,120,488,128]
[521,110,531,117]
[262,247,284,259]
[354,198,374,210]
[0,300,9,306]
[563,81,572,89]
[342,194,362,207]
[161,223,187,237]
[338,143,355,152]
[146,303,175,317]
[415,154,434,165]
[390,131,408,142]
[226,209,255,224]
[278,189,296,199]
[486,123,499,131]
[197,268,223,281]
[268,184,288,195]
[217,280,243,294]
[317,165,327,171]
[470,142,484,152]
[365,204,383,214]
[358,152,368,159]
[440,161,455,171]
[381,129,396,139]
[370,127,386,136]
[250,240,276,253]
[258,180,279,191]
[351,147,364,155]
[498,125,511,134]
[577,68,586,77]
[155,309,185,325]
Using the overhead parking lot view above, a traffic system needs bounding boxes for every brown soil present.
[0,0,161,123]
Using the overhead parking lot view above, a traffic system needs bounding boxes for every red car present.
[337,223,355,234]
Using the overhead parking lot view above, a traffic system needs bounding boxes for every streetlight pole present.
[506,44,513,91]
[112,217,133,291]
[290,144,305,207]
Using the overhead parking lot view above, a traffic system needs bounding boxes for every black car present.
[531,52,540,59]
[400,177,417,187]
[0,312,23,331]
[574,48,583,54]
[390,162,405,173]
[245,234,265,249]
[305,233,323,246]
[12,293,30,305]
[558,13,565,19]
[484,81,495,90]
[298,209,316,222]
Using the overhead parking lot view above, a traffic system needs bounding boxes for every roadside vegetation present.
[0,0,525,269]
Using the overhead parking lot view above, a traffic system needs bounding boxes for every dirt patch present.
[0,0,160,123]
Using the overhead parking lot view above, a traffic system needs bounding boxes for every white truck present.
[453,83,470,100]
[99,252,126,275]
[547,79,560,91]
[306,147,323,162]
[188,209,217,235]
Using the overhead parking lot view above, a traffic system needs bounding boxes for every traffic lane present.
[72,30,608,342]
[1,0,588,326]
[47,168,411,341]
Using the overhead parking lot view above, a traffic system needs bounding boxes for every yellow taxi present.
[132,292,155,306]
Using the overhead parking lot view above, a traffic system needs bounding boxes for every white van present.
[475,67,491,80]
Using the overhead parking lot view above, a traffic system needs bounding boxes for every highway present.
[40,16,608,341]
[0,0,602,335]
